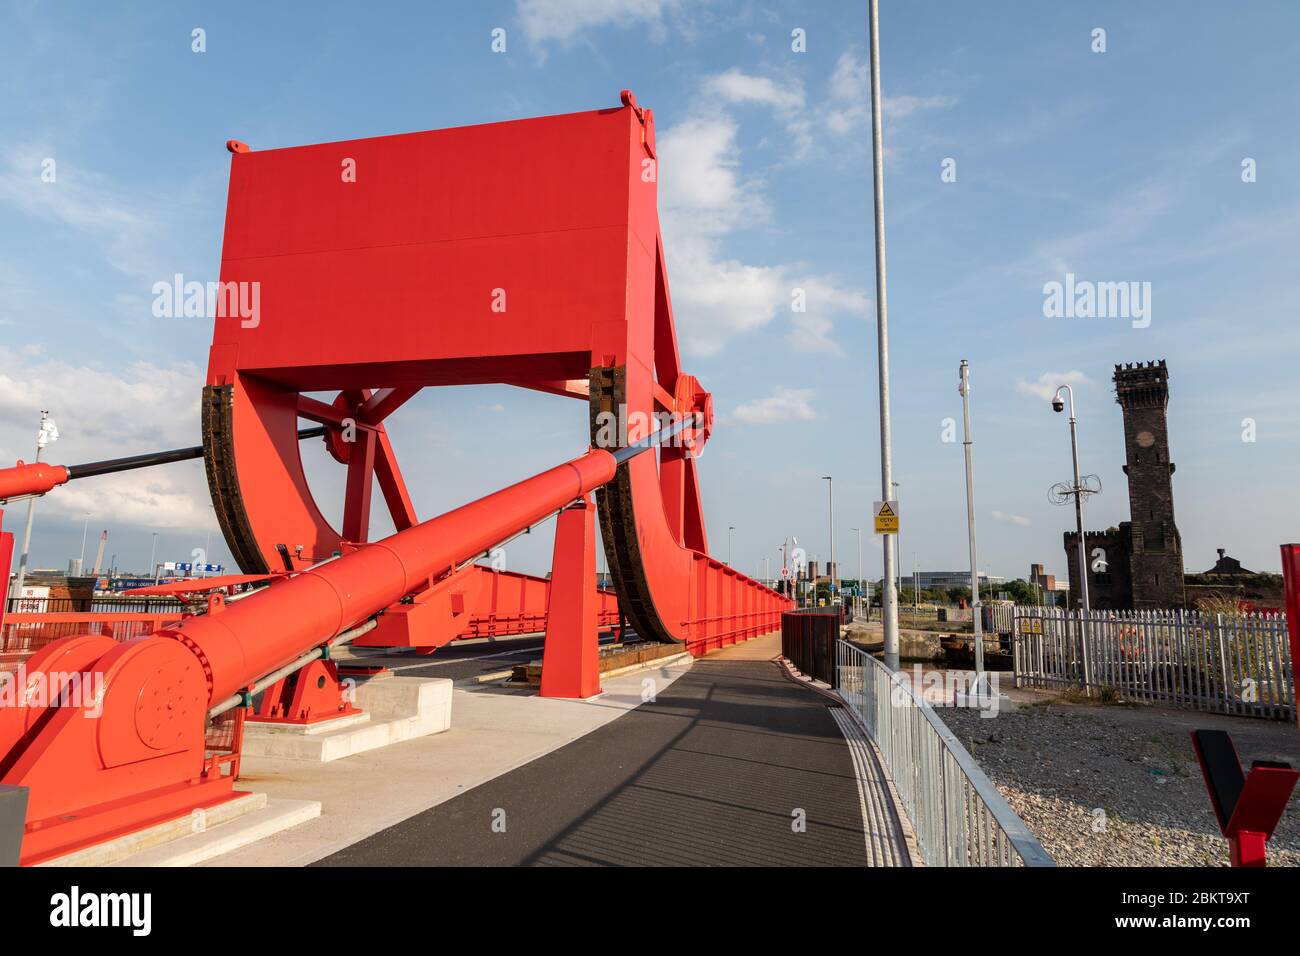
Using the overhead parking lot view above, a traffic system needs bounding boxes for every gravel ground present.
[942,693,1300,867]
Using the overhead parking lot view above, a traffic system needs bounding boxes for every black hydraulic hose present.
[65,426,328,480]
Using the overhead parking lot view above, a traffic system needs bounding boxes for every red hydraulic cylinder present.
[0,461,69,499]
[165,449,619,704]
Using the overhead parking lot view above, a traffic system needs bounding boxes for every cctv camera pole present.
[1058,390,1090,614]
[822,476,836,603]
[868,0,900,669]
[10,411,51,600]
[959,360,985,690]
[1054,384,1093,691]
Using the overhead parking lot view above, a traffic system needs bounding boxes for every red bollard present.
[540,497,601,699]
[1191,728,1298,866]
[1282,544,1300,732]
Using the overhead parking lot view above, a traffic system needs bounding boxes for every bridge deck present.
[315,635,911,867]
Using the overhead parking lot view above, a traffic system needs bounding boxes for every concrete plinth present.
[242,676,452,762]
[40,791,321,867]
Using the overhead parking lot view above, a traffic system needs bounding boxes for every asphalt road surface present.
[316,658,869,866]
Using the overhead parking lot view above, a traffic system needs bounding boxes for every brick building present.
[1064,361,1186,610]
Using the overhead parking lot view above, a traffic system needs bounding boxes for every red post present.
[1230,831,1267,867]
[1281,544,1300,731]
[541,496,601,699]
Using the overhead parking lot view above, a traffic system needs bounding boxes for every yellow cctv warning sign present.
[873,500,899,534]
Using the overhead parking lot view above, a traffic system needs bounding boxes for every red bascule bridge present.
[0,92,792,865]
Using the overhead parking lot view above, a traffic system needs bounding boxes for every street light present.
[891,479,902,603]
[821,476,836,602]
[959,359,986,689]
[912,552,919,612]
[851,527,862,610]
[11,410,57,599]
[728,525,735,565]
[79,513,91,571]
[1051,384,1090,614]
[868,0,900,670]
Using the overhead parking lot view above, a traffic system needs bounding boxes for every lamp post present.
[852,526,862,611]
[868,0,899,670]
[821,476,836,603]
[891,479,902,603]
[1051,385,1090,613]
[78,513,91,572]
[728,526,735,565]
[11,411,58,600]
[149,532,160,585]
[1052,382,1093,693]
[959,359,986,688]
[913,552,919,612]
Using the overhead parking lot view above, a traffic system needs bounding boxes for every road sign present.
[873,500,899,534]
[780,566,790,579]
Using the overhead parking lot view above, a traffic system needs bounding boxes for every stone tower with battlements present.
[1064,360,1186,609]
[1115,360,1184,608]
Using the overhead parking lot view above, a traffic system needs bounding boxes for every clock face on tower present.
[1136,430,1155,448]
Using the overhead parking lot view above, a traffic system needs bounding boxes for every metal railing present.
[835,639,1053,867]
[1013,607,1294,720]
[984,603,1015,634]
[5,595,187,615]
[781,609,843,686]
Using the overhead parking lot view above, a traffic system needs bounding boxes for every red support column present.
[540,497,601,699]
[1281,544,1300,731]
[0,509,12,631]
[1230,831,1267,867]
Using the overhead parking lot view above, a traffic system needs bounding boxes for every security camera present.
[1051,397,1065,413]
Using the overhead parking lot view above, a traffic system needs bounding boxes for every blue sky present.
[1,0,1297,583]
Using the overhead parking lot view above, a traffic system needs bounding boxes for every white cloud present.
[991,510,1031,527]
[0,346,214,531]
[515,0,683,45]
[824,51,956,136]
[1015,370,1091,402]
[705,69,804,113]
[659,115,767,232]
[788,278,870,354]
[658,116,867,357]
[732,386,816,426]
[0,143,194,281]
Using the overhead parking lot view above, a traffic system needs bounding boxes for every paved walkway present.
[315,633,911,867]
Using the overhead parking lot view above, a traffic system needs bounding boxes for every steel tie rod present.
[67,426,328,480]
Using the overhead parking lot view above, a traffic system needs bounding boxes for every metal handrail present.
[836,639,1053,867]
